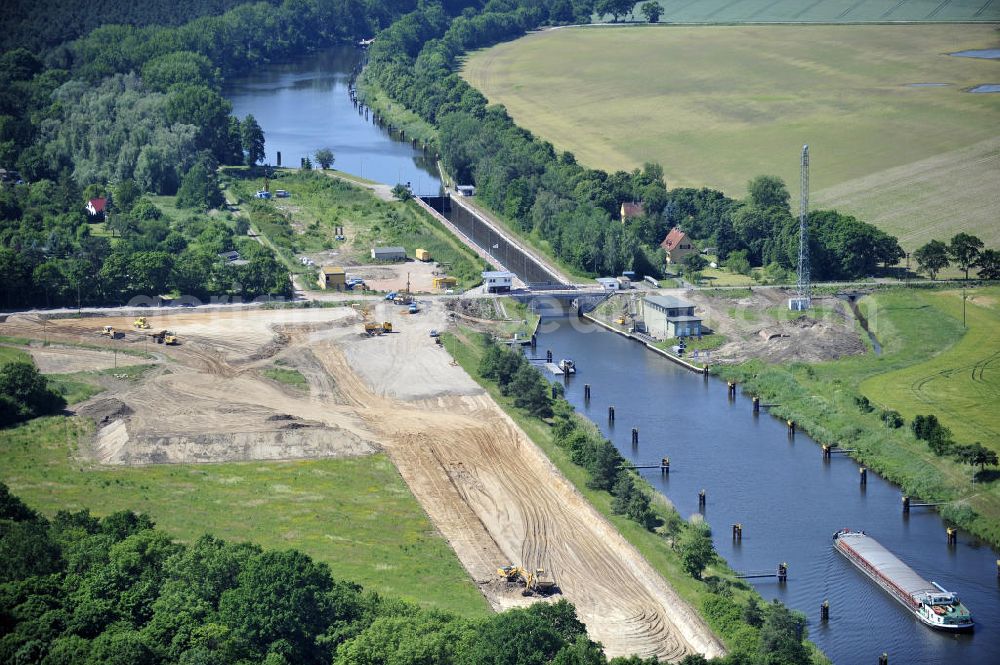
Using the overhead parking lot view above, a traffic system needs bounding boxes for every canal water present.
[225,48,1000,664]
[537,317,1000,665]
[224,47,441,194]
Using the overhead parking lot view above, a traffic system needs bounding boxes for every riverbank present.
[717,286,1000,548]
[444,328,829,664]
[355,75,439,150]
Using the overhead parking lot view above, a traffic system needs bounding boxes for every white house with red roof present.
[619,201,644,224]
[660,227,696,266]
[85,197,107,219]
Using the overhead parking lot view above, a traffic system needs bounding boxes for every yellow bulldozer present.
[100,325,116,338]
[496,565,556,597]
[133,317,150,329]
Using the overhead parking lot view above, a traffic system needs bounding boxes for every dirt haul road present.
[313,301,725,661]
[1,304,724,660]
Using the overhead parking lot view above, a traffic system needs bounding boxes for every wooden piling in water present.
[732,523,742,540]
[608,406,615,423]
[902,496,910,513]
[820,599,829,621]
[753,396,760,413]
[698,489,706,507]
[860,467,867,486]
[947,527,957,545]
[584,384,590,400]
[660,457,669,474]
[631,428,638,445]
[777,562,788,582]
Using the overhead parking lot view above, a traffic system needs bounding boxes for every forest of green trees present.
[0,0,428,309]
[1,481,817,665]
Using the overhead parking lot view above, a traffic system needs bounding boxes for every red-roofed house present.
[85,197,107,219]
[660,227,696,266]
[620,201,644,224]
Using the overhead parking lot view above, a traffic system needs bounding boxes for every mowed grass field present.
[462,24,1000,249]
[0,416,488,616]
[860,287,1000,449]
[616,0,1000,23]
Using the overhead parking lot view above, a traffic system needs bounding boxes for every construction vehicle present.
[363,321,393,336]
[100,325,115,337]
[133,317,150,329]
[496,565,556,596]
[149,330,178,345]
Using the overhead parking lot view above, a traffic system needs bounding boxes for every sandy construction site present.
[0,304,724,660]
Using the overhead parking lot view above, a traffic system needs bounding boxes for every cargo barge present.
[833,528,973,631]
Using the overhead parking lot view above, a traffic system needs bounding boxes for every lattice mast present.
[797,144,810,303]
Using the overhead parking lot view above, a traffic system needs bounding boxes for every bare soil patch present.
[0,303,724,659]
[686,288,866,364]
[26,345,148,374]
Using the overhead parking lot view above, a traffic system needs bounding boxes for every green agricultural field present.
[462,24,1000,250]
[615,0,999,23]
[0,416,488,616]
[860,287,1000,449]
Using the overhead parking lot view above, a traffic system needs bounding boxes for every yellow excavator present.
[496,565,556,596]
[133,316,150,329]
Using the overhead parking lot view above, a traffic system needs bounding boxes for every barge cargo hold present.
[833,528,974,631]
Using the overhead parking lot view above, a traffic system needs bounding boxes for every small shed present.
[433,276,457,289]
[456,185,476,197]
[415,248,431,262]
[318,266,346,290]
[482,270,513,293]
[596,277,619,291]
[371,246,406,262]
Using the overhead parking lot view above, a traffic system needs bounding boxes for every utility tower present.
[789,144,811,311]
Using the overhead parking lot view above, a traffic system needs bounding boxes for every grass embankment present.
[718,286,1000,546]
[222,168,486,290]
[356,75,439,149]
[45,364,158,405]
[462,24,1000,250]
[0,415,488,616]
[860,288,1000,447]
[443,329,828,663]
[494,297,540,339]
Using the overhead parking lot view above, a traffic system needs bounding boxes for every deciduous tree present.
[677,522,715,579]
[314,148,334,170]
[240,115,265,166]
[914,240,950,280]
[976,248,1000,280]
[640,1,663,23]
[949,232,984,280]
